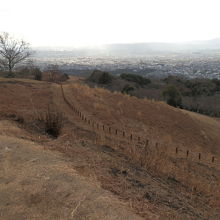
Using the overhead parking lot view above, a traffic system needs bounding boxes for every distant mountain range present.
[34,38,220,57]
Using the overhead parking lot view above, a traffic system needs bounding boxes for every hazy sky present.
[0,0,220,47]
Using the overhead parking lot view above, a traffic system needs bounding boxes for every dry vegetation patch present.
[63,80,220,158]
[1,76,220,219]
[0,130,143,220]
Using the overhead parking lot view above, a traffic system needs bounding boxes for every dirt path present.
[0,121,143,220]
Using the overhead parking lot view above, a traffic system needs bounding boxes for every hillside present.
[65,77,220,157]
[0,76,220,219]
[0,120,142,220]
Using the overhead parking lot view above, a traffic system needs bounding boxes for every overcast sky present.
[0,0,220,47]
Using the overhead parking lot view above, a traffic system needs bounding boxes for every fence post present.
[145,139,149,147]
[186,150,189,157]
[130,134,133,140]
[212,156,215,163]
[123,131,125,137]
[115,129,118,135]
[199,153,201,160]
[138,136,140,142]
[176,147,178,154]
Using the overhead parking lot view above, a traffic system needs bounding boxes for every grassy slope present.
[183,110,220,155]
[0,76,220,219]
[64,77,220,156]
[0,120,143,220]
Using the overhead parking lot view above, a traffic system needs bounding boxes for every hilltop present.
[0,76,220,219]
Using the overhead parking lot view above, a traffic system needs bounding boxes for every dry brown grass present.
[50,129,220,219]
[63,78,220,151]
[0,77,53,121]
[0,123,143,220]
[56,77,220,218]
[1,76,220,219]
[63,79,220,167]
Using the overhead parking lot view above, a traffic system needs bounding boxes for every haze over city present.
[1,0,220,47]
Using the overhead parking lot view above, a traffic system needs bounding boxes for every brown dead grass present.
[1,76,220,219]
[0,78,53,122]
[183,110,220,154]
[63,78,220,162]
[0,121,143,220]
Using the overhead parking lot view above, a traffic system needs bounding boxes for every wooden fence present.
[60,84,220,169]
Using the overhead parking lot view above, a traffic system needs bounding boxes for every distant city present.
[33,39,220,79]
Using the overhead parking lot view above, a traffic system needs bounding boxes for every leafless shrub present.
[43,64,69,82]
[37,107,63,138]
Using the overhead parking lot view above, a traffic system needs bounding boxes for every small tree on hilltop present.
[33,68,42,81]
[45,64,60,82]
[44,64,69,82]
[162,85,182,108]
[0,32,31,77]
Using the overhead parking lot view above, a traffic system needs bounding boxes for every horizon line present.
[31,37,220,50]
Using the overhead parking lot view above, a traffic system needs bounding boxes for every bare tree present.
[0,32,31,76]
[45,64,60,82]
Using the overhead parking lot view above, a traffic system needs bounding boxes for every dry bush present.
[127,141,172,175]
[37,107,64,138]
